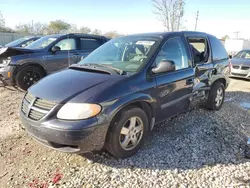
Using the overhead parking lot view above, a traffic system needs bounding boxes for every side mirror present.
[229,55,232,59]
[152,60,176,74]
[51,46,61,53]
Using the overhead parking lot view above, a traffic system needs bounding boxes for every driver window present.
[155,37,189,70]
[54,38,76,51]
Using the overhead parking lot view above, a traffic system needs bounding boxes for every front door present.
[153,36,195,122]
[45,38,79,74]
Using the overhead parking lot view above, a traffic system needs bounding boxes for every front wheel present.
[106,107,149,158]
[206,82,225,110]
[16,66,45,91]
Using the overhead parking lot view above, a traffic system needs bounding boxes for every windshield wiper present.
[98,64,125,75]
[82,63,125,75]
[69,64,112,75]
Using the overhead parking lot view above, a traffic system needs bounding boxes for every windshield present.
[5,37,29,47]
[79,36,160,73]
[26,36,58,49]
[234,50,250,59]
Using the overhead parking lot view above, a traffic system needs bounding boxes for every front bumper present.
[0,65,14,86]
[20,113,110,153]
[230,68,250,80]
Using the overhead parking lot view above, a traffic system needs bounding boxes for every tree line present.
[0,11,122,38]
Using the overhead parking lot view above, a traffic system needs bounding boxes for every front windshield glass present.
[234,50,250,59]
[26,36,58,49]
[5,37,29,47]
[79,36,160,73]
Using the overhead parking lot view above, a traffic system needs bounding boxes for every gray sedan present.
[230,50,250,80]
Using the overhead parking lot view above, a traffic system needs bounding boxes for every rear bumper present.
[20,113,110,153]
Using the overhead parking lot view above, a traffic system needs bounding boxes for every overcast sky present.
[1,0,250,38]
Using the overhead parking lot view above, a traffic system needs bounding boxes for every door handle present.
[186,78,194,85]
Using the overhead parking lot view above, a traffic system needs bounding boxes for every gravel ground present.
[0,78,250,188]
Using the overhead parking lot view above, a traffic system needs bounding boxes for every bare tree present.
[152,0,185,31]
[0,11,5,28]
[103,31,123,38]
[79,26,91,34]
[15,22,47,35]
[32,22,47,35]
[91,29,102,35]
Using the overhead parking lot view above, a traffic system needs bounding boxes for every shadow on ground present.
[81,91,250,171]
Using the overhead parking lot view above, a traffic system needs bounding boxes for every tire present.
[106,107,149,158]
[206,82,225,110]
[16,66,45,91]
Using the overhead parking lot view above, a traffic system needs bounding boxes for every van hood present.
[28,69,124,103]
[0,47,38,58]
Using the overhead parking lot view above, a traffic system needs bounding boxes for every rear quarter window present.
[80,38,102,50]
[209,35,228,61]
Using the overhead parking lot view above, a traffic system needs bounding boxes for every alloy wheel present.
[119,116,144,151]
[23,71,41,87]
[215,87,223,107]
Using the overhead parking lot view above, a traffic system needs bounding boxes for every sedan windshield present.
[5,37,29,47]
[234,50,250,59]
[78,36,160,73]
[26,36,58,49]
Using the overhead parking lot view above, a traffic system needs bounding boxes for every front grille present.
[21,93,56,121]
[241,66,250,70]
[33,98,56,111]
[231,73,247,77]
[232,65,240,69]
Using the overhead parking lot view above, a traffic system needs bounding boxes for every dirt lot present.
[1,78,250,188]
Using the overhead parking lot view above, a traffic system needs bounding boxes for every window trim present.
[52,38,77,51]
[185,36,212,65]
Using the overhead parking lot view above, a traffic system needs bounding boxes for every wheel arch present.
[13,63,47,82]
[211,77,227,88]
[105,94,156,132]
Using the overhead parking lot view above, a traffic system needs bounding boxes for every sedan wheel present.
[16,66,45,91]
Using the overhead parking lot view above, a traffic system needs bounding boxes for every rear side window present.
[209,35,228,61]
[187,37,210,64]
[80,38,102,50]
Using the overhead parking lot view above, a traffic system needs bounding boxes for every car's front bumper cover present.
[0,65,14,86]
[20,113,110,153]
[230,68,250,80]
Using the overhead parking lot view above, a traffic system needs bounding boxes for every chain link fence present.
[0,32,25,46]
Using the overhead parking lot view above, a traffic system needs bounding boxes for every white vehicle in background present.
[225,39,250,56]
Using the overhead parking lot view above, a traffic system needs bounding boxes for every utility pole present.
[234,31,240,39]
[195,11,199,31]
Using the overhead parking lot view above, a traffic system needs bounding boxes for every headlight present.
[2,57,11,65]
[57,103,101,120]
